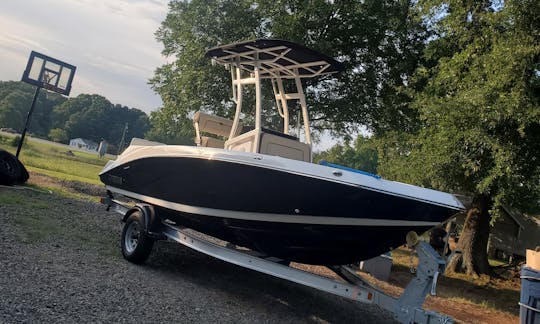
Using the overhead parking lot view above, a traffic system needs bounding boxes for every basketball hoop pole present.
[18,51,76,159]
[15,86,40,158]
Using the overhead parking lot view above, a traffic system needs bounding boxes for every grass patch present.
[31,181,102,202]
[13,209,63,242]
[0,190,50,209]
[489,258,507,267]
[0,137,116,256]
[1,190,118,257]
[387,245,520,315]
[0,136,109,185]
[26,166,102,185]
[5,179,99,202]
[1,191,64,242]
[0,136,108,201]
[445,296,498,310]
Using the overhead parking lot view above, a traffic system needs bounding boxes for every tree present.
[144,109,194,145]
[52,94,151,146]
[150,0,428,142]
[149,0,262,141]
[48,128,69,143]
[106,104,151,147]
[377,0,540,276]
[0,90,30,131]
[0,81,66,137]
[0,81,150,146]
[259,0,428,135]
[314,136,378,174]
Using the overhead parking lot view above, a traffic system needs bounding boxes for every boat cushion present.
[224,129,258,152]
[259,132,310,162]
[241,126,299,141]
[193,111,242,137]
[200,136,225,149]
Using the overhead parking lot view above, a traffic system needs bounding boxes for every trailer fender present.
[122,204,163,239]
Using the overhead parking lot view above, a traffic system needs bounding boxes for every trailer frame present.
[102,195,454,324]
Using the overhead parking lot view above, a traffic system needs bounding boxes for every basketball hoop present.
[16,51,76,158]
[21,51,76,96]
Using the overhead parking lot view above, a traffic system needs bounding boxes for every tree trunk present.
[447,194,492,276]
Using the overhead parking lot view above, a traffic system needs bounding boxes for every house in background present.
[69,138,98,151]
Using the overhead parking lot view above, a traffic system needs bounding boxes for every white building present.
[69,138,98,151]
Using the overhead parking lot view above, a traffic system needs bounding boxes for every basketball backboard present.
[21,51,76,96]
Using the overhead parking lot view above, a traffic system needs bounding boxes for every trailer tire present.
[121,211,154,264]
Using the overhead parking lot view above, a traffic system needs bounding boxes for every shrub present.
[10,136,21,147]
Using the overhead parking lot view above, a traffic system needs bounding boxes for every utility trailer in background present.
[102,195,454,324]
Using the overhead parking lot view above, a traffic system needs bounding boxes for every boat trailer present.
[102,196,453,324]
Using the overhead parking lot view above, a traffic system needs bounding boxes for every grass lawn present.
[0,189,119,257]
[390,247,520,313]
[0,134,522,323]
[0,135,108,185]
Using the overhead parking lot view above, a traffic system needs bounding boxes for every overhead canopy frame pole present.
[229,62,243,139]
[275,77,289,134]
[293,69,311,145]
[230,67,237,104]
[270,79,284,118]
[254,52,262,131]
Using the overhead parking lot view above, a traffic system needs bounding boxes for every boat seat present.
[259,132,311,162]
[200,136,225,148]
[193,111,242,148]
[241,126,299,141]
[225,128,311,162]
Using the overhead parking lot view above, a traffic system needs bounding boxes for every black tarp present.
[0,149,29,185]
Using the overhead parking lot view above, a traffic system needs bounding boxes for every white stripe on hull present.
[106,186,441,227]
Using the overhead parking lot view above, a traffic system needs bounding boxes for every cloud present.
[0,0,168,113]
[0,34,43,53]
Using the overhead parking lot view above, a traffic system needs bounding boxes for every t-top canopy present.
[205,39,344,79]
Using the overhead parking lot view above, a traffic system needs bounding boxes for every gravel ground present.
[0,188,396,323]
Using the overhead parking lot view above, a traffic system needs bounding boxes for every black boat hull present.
[101,155,458,265]
[155,206,432,264]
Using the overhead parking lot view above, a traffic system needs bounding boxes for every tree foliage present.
[377,0,540,275]
[0,81,66,137]
[150,0,428,141]
[53,94,150,146]
[0,81,151,147]
[150,0,262,133]
[144,109,194,145]
[48,128,69,143]
[152,1,538,208]
[379,0,540,214]
[314,136,378,174]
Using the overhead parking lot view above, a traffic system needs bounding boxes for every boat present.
[100,39,464,265]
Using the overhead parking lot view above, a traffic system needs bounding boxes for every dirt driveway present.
[0,188,396,323]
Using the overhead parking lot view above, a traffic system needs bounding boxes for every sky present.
[0,0,167,113]
[0,0,340,151]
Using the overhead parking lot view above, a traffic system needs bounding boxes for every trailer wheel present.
[121,211,154,264]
